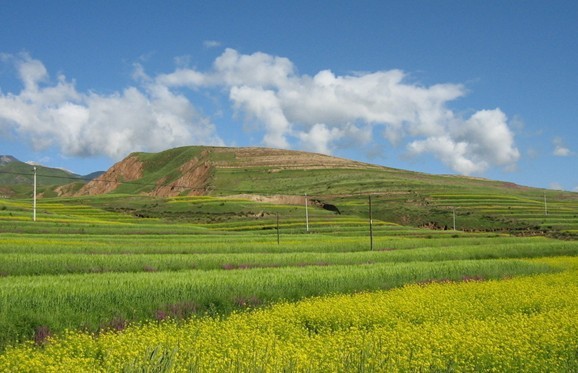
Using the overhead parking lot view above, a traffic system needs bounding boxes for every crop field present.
[0,193,577,371]
[2,257,576,372]
[430,192,578,234]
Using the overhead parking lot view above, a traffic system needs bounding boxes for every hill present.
[0,155,85,198]
[70,146,578,236]
[74,146,384,197]
[75,145,525,197]
[0,155,107,198]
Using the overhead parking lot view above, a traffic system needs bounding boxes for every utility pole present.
[33,166,37,222]
[544,192,548,216]
[276,213,280,245]
[369,195,373,251]
[305,193,309,232]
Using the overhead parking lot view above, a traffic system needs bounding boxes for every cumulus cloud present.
[553,137,572,157]
[0,53,223,160]
[408,109,520,174]
[158,48,519,175]
[297,123,344,154]
[1,49,521,175]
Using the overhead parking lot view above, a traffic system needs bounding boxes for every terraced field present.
[430,192,578,234]
[0,180,577,370]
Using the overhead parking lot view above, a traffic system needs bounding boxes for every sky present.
[0,1,577,191]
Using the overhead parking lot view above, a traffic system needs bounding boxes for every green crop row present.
[4,260,573,372]
[0,258,558,350]
[0,240,577,277]
[0,231,556,255]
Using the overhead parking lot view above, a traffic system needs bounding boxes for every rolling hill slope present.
[74,146,532,197]
[0,155,92,198]
[65,146,578,236]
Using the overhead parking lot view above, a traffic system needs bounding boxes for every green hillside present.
[70,146,578,236]
[2,146,578,235]
[0,155,87,198]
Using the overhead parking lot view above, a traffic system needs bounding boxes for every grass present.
[1,258,576,372]
[0,190,577,357]
[0,240,576,276]
[0,258,558,349]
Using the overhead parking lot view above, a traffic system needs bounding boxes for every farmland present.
[2,257,576,372]
[0,195,577,371]
[0,146,577,371]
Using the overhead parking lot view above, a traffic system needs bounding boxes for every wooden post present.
[369,195,373,251]
[33,167,37,222]
[305,193,309,232]
[276,213,280,245]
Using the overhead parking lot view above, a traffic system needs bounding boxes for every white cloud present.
[553,137,572,157]
[408,136,481,175]
[229,86,291,148]
[160,48,518,175]
[0,53,223,160]
[549,182,564,191]
[156,68,206,87]
[297,123,344,154]
[416,109,520,175]
[214,49,295,88]
[1,49,522,175]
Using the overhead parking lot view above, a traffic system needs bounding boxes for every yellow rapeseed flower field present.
[1,257,577,372]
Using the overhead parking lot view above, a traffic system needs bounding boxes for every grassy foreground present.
[0,192,577,371]
[1,257,576,372]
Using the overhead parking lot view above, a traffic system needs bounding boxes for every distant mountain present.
[0,155,19,165]
[0,155,103,197]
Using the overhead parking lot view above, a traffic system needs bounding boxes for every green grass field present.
[0,189,577,370]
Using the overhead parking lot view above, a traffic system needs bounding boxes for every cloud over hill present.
[0,49,519,175]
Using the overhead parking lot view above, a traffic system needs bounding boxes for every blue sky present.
[1,1,577,191]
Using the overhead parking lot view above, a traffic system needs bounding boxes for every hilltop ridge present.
[74,145,540,198]
[75,146,389,197]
